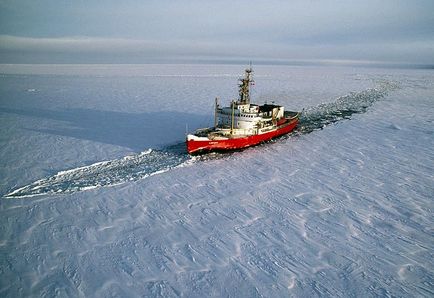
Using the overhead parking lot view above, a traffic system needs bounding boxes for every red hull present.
[187,118,298,154]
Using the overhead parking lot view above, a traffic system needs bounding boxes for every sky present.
[0,0,433,65]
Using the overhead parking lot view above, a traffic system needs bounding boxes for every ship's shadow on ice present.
[0,107,206,151]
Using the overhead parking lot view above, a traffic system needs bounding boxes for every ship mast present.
[214,97,219,127]
[238,67,254,104]
[231,100,235,134]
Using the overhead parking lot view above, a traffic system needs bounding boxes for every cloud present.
[1,34,433,65]
[0,35,278,60]
[0,35,160,54]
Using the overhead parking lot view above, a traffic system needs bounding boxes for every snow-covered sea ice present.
[1,64,433,297]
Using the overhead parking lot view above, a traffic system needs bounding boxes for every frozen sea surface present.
[1,64,433,297]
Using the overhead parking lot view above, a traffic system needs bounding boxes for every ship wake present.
[4,147,191,198]
[4,81,398,198]
[296,80,398,134]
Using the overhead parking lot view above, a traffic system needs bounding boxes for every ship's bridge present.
[236,103,259,113]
